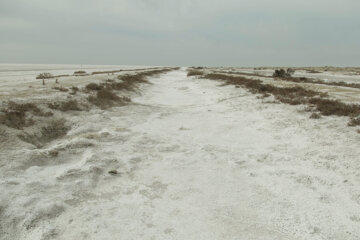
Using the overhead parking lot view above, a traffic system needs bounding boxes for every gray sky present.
[0,0,359,67]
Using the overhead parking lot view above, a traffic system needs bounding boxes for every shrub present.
[273,69,292,78]
[36,72,53,79]
[86,83,103,91]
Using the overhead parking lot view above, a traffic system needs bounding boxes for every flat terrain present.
[1,68,360,239]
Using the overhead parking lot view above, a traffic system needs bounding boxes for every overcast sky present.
[0,0,359,66]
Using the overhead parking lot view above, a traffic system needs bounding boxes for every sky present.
[0,0,359,67]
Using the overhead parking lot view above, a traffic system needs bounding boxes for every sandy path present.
[1,69,360,239]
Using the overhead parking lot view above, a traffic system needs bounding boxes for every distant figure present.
[56,78,58,84]
[42,79,45,85]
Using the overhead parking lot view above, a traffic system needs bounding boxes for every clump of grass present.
[187,70,204,77]
[36,72,53,79]
[85,83,103,91]
[48,100,81,112]
[53,86,69,92]
[88,89,130,109]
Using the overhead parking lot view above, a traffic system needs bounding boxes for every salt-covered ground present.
[1,68,360,239]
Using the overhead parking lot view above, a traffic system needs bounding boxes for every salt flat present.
[0,68,360,240]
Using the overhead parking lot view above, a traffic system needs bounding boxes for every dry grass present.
[187,70,204,77]
[215,70,265,78]
[86,69,174,108]
[308,98,360,117]
[53,86,69,92]
[48,100,81,112]
[277,76,360,89]
[204,73,320,105]
[18,119,69,147]
[203,73,360,123]
[0,102,52,129]
[86,83,103,91]
[36,72,53,79]
[88,89,130,109]
[74,71,86,75]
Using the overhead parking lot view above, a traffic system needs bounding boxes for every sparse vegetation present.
[48,100,81,112]
[40,119,69,141]
[308,98,360,117]
[276,76,360,89]
[0,102,52,129]
[74,71,87,75]
[18,119,70,147]
[187,70,204,77]
[88,89,130,109]
[203,73,360,126]
[86,83,103,91]
[53,86,69,92]
[305,69,322,74]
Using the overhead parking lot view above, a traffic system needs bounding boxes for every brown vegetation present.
[0,102,52,129]
[273,69,294,78]
[36,72,53,79]
[203,73,360,125]
[308,98,360,117]
[53,86,69,92]
[187,70,204,77]
[18,119,69,147]
[88,89,130,109]
[48,100,82,112]
[70,86,79,95]
[277,76,360,89]
[86,83,103,91]
[74,71,87,75]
